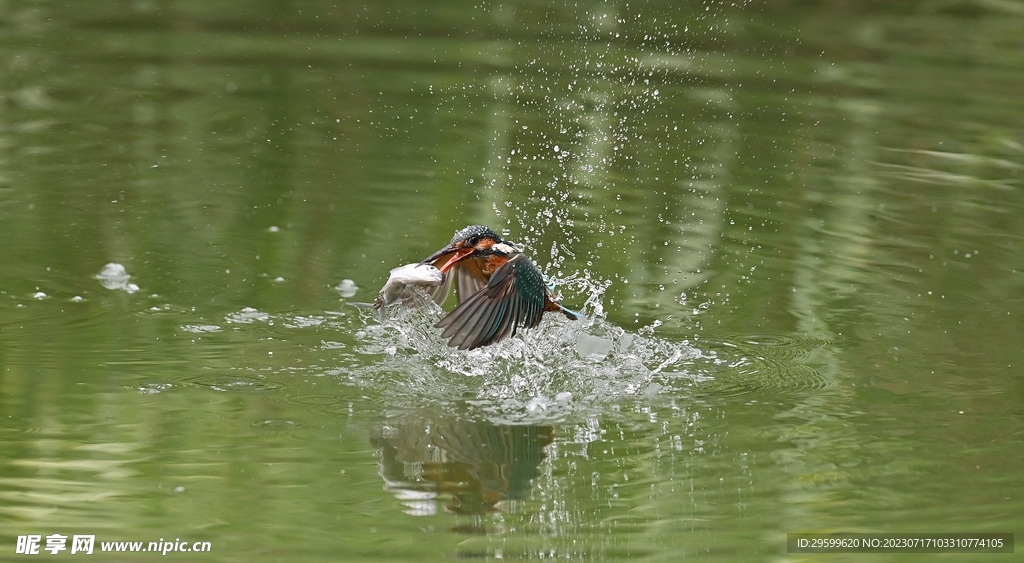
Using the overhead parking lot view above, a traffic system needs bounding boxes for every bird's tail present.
[558,304,585,321]
[546,281,585,321]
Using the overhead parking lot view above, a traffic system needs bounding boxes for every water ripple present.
[695,334,838,399]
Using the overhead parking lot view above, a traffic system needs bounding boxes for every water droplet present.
[336,279,359,298]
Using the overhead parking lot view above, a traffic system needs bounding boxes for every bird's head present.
[421,225,515,273]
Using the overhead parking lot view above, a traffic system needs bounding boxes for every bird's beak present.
[421,245,476,273]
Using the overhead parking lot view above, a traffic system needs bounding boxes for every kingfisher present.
[419,225,583,350]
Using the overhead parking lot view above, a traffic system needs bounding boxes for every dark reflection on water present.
[372,418,553,523]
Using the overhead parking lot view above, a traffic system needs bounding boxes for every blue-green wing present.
[435,254,547,350]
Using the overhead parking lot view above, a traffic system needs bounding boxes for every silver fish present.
[373,263,444,309]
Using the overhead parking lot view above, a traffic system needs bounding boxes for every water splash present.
[346,280,716,424]
[96,263,139,293]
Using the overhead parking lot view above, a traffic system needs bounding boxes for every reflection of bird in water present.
[418,225,583,350]
[371,419,554,527]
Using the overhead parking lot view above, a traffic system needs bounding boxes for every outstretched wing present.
[435,254,548,350]
[454,258,488,304]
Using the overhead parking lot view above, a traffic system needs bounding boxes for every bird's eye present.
[467,236,480,246]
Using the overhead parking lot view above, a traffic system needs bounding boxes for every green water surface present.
[1,1,1022,561]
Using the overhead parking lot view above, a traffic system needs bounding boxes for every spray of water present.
[348,276,715,424]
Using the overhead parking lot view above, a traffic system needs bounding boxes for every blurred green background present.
[1,1,1022,561]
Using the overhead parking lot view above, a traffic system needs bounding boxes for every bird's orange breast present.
[479,254,510,277]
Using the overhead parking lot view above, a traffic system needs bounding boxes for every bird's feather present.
[454,259,488,304]
[428,272,453,306]
[424,250,489,307]
[436,254,547,350]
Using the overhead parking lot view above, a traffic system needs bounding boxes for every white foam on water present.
[348,279,716,424]
[96,262,139,293]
